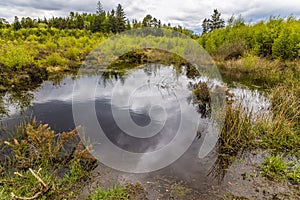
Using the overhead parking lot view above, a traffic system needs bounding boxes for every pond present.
[0,63,271,196]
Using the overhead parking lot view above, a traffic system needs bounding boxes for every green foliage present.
[65,47,81,61]
[272,19,300,59]
[200,17,300,60]
[287,164,300,184]
[62,162,90,184]
[202,9,225,33]
[0,43,35,70]
[44,53,68,67]
[261,155,300,183]
[88,186,130,200]
[0,122,97,199]
[261,155,287,180]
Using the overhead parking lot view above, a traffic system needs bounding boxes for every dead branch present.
[11,191,43,200]
[29,168,47,188]
[11,168,51,200]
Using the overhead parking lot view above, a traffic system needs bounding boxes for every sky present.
[0,0,300,32]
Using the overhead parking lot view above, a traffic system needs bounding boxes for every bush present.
[0,43,36,70]
[199,17,300,60]
[65,47,81,61]
[44,53,68,67]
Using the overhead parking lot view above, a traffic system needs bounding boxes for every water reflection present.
[0,64,272,185]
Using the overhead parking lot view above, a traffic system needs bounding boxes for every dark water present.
[0,64,270,194]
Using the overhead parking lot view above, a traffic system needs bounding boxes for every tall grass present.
[217,55,299,88]
[258,86,300,156]
[211,84,300,179]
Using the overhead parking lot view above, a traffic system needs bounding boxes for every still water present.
[0,64,270,195]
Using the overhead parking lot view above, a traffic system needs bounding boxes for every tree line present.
[0,1,194,36]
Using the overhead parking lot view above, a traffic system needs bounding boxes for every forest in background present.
[0,1,299,91]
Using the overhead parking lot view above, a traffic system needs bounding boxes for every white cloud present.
[0,0,299,31]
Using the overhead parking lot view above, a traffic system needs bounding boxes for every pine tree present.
[115,4,126,32]
[91,15,102,32]
[96,1,104,15]
[202,9,225,33]
[108,9,117,33]
[202,18,209,33]
[209,9,225,31]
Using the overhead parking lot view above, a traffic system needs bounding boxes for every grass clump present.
[0,121,97,199]
[258,86,300,156]
[261,155,287,181]
[170,182,191,199]
[211,84,300,179]
[210,103,254,179]
[261,155,300,184]
[88,183,146,200]
[88,186,130,200]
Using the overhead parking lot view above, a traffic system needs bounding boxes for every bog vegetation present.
[0,1,299,199]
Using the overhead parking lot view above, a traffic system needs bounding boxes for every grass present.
[210,84,300,179]
[210,103,254,179]
[169,182,191,199]
[261,155,288,181]
[217,55,300,89]
[0,121,97,199]
[88,186,131,200]
[206,52,300,180]
[261,155,300,184]
[88,183,146,200]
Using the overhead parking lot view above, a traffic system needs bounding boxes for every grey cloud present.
[0,0,299,31]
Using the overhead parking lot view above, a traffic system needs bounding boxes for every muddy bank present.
[79,150,299,200]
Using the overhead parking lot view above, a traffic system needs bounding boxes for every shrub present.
[65,47,81,61]
[0,43,36,70]
[44,52,68,67]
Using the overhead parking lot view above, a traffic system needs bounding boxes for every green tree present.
[115,4,126,32]
[13,16,21,30]
[202,18,209,34]
[142,14,153,27]
[0,18,9,28]
[108,10,117,33]
[202,9,225,33]
[96,1,104,15]
[210,9,225,30]
[76,15,84,29]
[91,15,102,32]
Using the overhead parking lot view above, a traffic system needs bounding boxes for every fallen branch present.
[11,168,51,200]
[11,191,43,200]
[29,168,47,188]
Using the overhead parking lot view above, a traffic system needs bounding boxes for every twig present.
[14,172,25,178]
[29,168,47,188]
[11,168,51,200]
[11,191,43,200]
[36,168,42,175]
